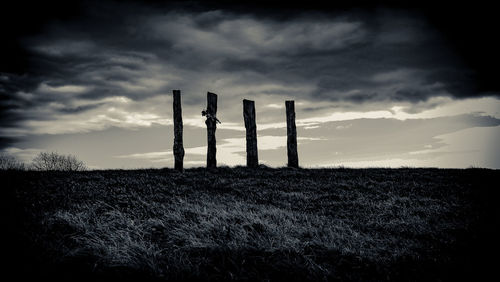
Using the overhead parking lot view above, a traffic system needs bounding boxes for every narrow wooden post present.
[206,92,218,168]
[243,99,258,167]
[286,100,298,168]
[173,90,184,172]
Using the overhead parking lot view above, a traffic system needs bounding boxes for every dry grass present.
[2,167,498,281]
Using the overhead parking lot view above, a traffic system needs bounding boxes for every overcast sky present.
[1,1,499,169]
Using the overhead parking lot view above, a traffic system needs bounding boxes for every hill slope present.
[2,167,498,281]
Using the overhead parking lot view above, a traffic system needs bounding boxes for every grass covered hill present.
[2,167,499,281]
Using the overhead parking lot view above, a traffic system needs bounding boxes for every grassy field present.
[2,167,499,281]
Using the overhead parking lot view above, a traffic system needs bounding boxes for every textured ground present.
[2,167,498,281]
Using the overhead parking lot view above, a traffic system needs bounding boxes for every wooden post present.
[173,90,184,172]
[206,92,218,168]
[286,100,298,168]
[243,99,258,167]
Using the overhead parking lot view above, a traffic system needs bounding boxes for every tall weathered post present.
[205,92,218,168]
[243,99,258,167]
[173,90,184,172]
[285,100,298,168]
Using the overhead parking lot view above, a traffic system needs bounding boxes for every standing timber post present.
[205,92,218,168]
[286,100,298,168]
[173,90,184,172]
[243,99,258,167]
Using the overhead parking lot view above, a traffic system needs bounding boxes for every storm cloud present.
[1,1,499,168]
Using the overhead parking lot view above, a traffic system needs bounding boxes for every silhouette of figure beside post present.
[201,110,220,124]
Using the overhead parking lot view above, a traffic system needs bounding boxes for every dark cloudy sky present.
[1,0,499,168]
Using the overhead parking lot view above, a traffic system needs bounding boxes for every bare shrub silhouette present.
[0,153,26,170]
[31,152,87,171]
